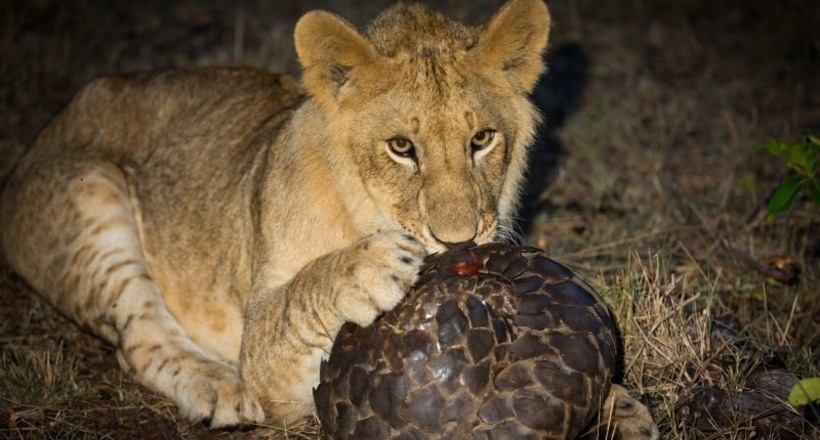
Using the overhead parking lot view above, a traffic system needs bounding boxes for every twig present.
[666,171,794,283]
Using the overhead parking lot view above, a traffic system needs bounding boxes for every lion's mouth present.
[414,216,498,254]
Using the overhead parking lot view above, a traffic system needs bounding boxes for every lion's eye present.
[387,137,416,159]
[471,130,495,151]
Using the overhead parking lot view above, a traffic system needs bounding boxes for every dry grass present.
[1,0,818,438]
[599,252,818,438]
[525,1,819,437]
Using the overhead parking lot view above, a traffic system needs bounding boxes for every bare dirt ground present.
[1,0,818,439]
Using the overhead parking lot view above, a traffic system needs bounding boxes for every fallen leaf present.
[788,377,820,407]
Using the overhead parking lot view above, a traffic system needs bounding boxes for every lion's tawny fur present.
[0,1,664,432]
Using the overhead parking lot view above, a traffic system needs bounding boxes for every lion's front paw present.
[335,230,426,326]
[175,363,266,428]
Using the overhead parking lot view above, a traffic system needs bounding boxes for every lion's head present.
[295,0,550,252]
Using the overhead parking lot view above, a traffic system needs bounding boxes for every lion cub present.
[1,0,656,435]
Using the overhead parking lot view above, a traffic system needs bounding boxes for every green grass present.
[1,345,81,403]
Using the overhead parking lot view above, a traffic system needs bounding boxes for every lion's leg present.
[0,159,264,427]
[240,230,426,424]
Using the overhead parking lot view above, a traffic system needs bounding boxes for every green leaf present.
[788,147,809,174]
[806,143,820,176]
[808,178,820,204]
[767,176,802,219]
[788,143,816,175]
[758,140,789,158]
[789,377,820,407]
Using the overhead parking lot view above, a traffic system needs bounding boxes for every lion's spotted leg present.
[0,160,264,427]
[240,230,426,424]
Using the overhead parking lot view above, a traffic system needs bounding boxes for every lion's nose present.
[421,167,479,248]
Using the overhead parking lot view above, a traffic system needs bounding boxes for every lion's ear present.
[294,10,378,107]
[474,0,550,93]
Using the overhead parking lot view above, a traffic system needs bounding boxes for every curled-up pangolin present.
[314,243,659,439]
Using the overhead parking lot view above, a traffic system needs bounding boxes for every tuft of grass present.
[1,345,81,403]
